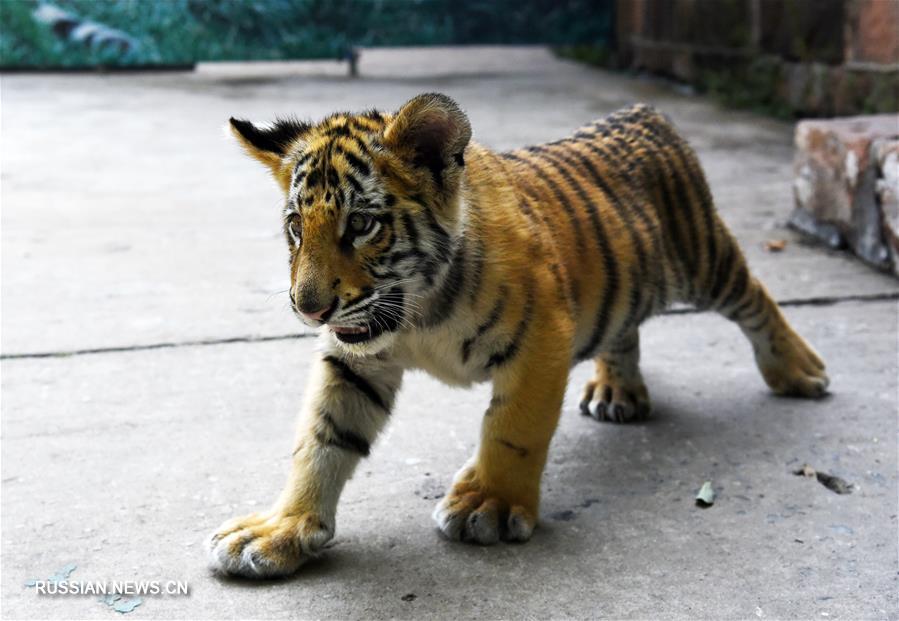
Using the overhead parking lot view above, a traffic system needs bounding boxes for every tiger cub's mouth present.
[330,323,384,344]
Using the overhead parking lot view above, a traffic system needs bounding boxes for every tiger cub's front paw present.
[205,510,332,578]
[432,467,537,545]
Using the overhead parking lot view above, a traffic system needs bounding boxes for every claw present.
[581,377,650,424]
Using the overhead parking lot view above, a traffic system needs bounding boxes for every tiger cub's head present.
[230,93,471,354]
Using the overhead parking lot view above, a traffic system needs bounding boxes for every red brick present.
[846,0,899,65]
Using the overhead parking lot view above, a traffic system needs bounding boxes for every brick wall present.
[616,0,898,116]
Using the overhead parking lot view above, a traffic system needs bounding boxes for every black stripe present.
[410,209,451,289]
[389,248,428,266]
[496,438,528,458]
[461,288,507,364]
[318,412,370,457]
[516,192,540,224]
[351,135,372,158]
[344,172,363,194]
[466,236,486,305]
[305,167,321,190]
[707,240,737,307]
[325,123,352,137]
[681,152,719,293]
[420,208,452,262]
[325,169,338,194]
[606,335,639,356]
[323,355,388,412]
[341,287,375,314]
[486,289,534,369]
[548,261,576,311]
[728,290,757,320]
[291,169,306,188]
[341,149,371,177]
[368,266,401,280]
[501,152,587,255]
[401,212,419,245]
[718,263,750,311]
[732,288,764,322]
[743,313,771,333]
[363,108,383,121]
[420,239,467,327]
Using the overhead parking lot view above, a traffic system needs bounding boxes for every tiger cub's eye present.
[286,215,302,245]
[349,213,374,236]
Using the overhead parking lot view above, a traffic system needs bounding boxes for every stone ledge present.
[791,115,899,276]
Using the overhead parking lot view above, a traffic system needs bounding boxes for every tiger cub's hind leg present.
[723,276,828,397]
[580,330,651,423]
[710,236,829,398]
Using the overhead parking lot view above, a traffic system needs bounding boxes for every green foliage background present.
[1,0,612,68]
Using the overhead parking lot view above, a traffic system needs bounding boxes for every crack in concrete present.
[0,333,315,360]
[2,291,896,361]
[662,291,899,315]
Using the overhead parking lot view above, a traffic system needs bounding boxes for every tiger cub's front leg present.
[433,321,571,544]
[206,351,403,578]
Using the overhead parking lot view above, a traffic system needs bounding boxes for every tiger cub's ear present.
[383,93,471,190]
[228,117,309,181]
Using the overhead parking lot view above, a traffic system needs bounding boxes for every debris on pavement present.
[114,598,143,614]
[765,239,788,252]
[99,593,143,614]
[48,563,78,583]
[793,464,854,494]
[550,509,576,521]
[401,593,417,602]
[25,563,77,588]
[795,463,816,477]
[695,481,715,507]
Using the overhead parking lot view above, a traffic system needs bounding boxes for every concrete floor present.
[2,47,897,619]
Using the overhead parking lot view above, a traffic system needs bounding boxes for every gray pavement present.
[2,47,897,619]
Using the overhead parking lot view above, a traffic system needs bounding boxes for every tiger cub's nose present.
[301,306,329,322]
[296,297,336,322]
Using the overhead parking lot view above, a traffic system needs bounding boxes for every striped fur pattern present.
[207,95,828,577]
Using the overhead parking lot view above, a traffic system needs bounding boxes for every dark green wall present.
[1,0,613,69]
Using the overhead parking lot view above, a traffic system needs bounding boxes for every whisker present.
[267,289,290,303]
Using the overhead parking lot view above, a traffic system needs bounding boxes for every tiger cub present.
[206,94,828,577]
